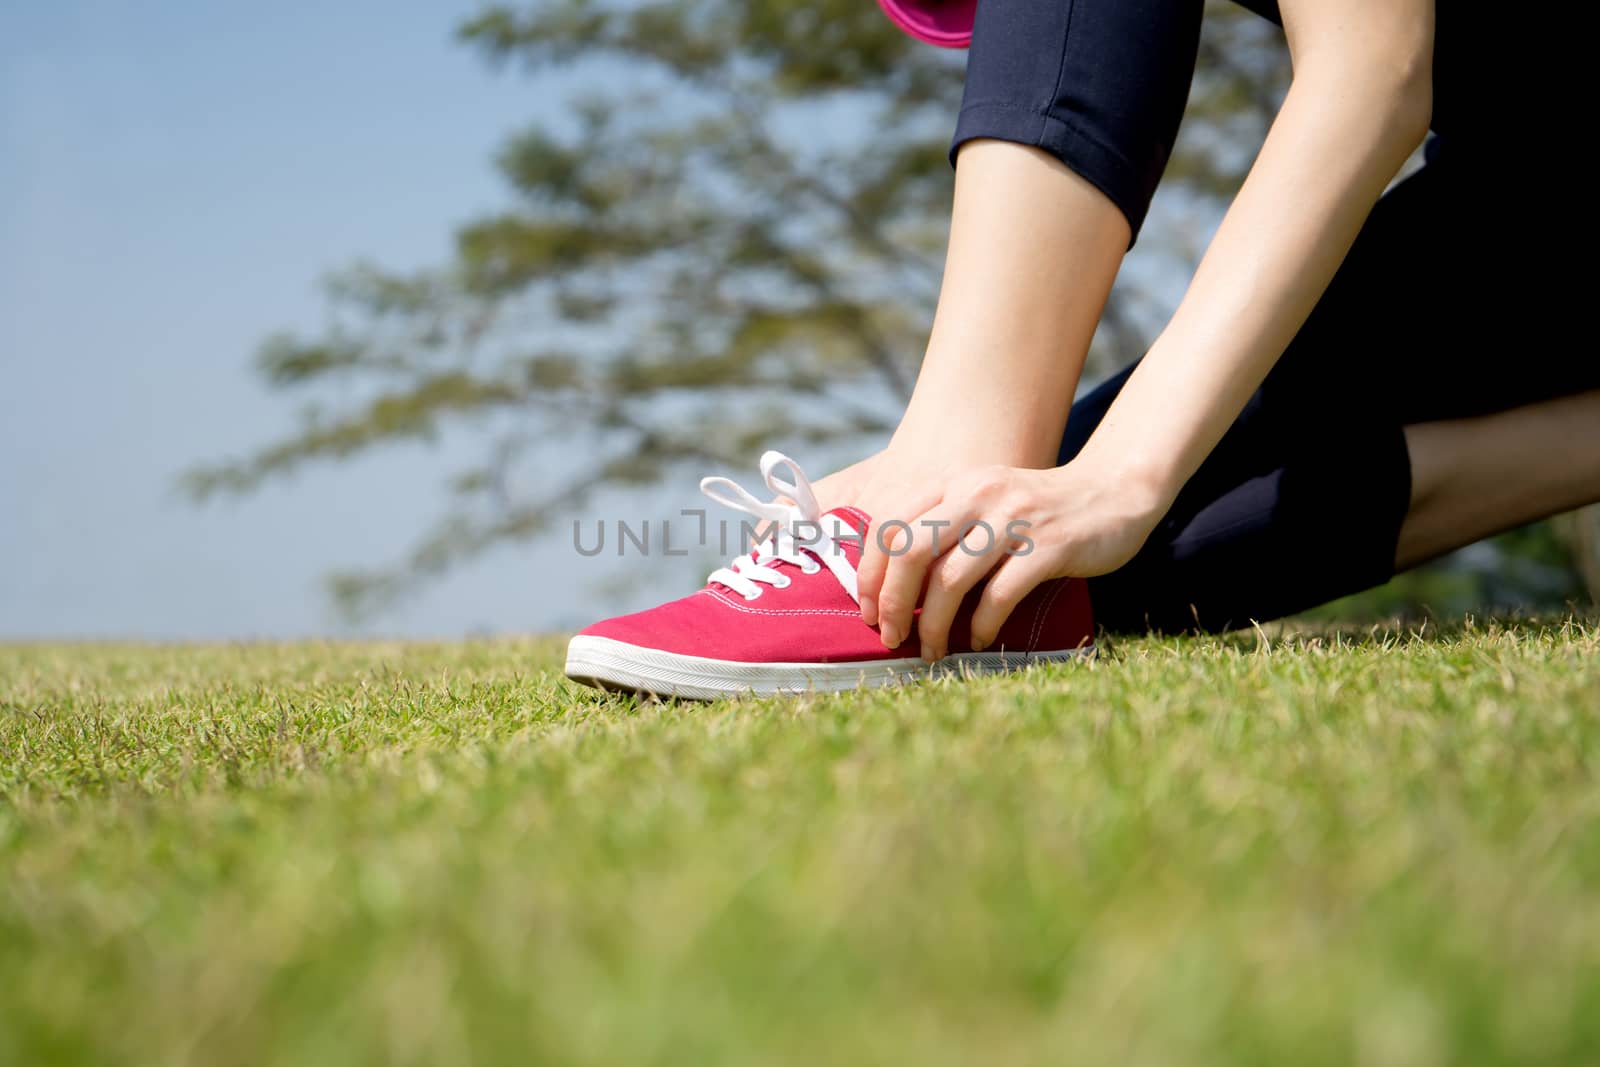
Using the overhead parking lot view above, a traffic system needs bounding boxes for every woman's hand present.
[856,459,1169,660]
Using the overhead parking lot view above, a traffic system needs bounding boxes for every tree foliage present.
[182,2,1298,616]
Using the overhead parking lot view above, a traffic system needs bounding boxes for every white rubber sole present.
[565,634,1095,700]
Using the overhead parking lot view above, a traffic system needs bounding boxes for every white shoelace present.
[700,451,861,605]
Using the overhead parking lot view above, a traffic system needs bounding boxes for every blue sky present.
[0,1,618,639]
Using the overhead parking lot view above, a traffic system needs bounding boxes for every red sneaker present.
[564,452,1094,699]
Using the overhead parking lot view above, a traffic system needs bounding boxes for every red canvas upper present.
[578,507,1093,663]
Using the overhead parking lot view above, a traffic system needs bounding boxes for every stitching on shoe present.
[837,506,872,530]
[702,588,860,617]
[1028,580,1065,652]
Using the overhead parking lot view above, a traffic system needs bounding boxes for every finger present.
[857,490,936,625]
[970,551,1052,652]
[856,509,916,628]
[915,518,1007,661]
[868,518,934,650]
[875,498,975,651]
[864,476,947,627]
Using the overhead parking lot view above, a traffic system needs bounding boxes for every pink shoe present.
[564,452,1094,699]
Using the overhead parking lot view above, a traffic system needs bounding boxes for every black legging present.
[949,0,1596,632]
[1066,151,1596,633]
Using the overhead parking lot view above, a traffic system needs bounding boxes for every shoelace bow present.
[700,451,861,606]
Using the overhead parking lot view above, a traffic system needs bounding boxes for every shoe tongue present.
[822,506,870,537]
[739,507,870,572]
[704,505,869,596]
[752,507,870,567]
[821,506,871,567]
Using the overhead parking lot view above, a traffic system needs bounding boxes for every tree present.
[181,1,1301,617]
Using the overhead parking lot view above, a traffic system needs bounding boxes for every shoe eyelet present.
[743,590,761,601]
[773,575,792,589]
[801,561,820,575]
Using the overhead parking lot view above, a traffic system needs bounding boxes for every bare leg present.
[814,140,1127,514]
[1398,390,1600,569]
[894,140,1127,463]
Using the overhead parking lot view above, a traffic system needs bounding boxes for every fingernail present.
[920,643,936,662]
[971,637,988,652]
[880,623,901,648]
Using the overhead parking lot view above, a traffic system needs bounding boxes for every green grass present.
[4,621,1600,1066]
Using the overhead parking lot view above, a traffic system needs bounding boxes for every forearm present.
[891,140,1128,468]
[1076,62,1431,510]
